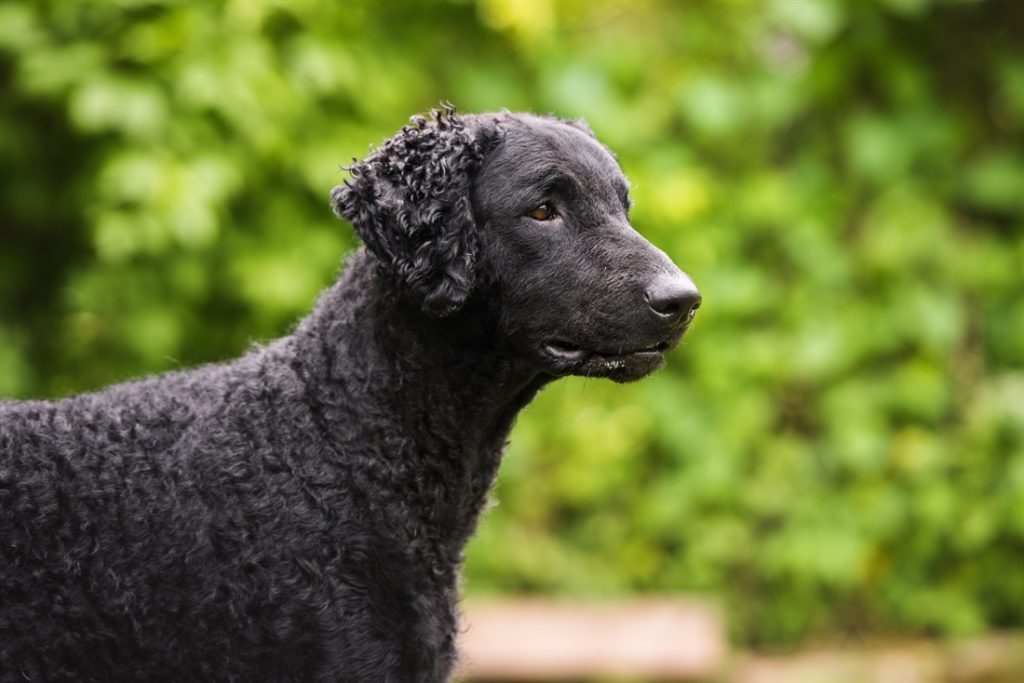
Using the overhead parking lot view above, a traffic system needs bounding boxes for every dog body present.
[0,110,699,682]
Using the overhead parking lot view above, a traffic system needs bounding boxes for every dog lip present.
[598,337,678,357]
[542,339,672,381]
[544,340,670,361]
[597,348,663,360]
[543,341,588,361]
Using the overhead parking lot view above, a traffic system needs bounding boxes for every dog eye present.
[526,203,556,221]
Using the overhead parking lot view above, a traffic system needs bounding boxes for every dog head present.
[332,108,700,382]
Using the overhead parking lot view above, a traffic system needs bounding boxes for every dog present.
[0,107,699,681]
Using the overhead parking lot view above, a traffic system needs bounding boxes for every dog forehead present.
[485,116,625,190]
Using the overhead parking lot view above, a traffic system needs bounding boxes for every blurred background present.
[1,0,1022,680]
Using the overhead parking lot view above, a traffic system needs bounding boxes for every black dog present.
[0,108,699,682]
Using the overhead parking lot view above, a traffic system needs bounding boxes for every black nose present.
[645,274,701,325]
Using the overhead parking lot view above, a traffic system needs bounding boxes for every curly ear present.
[331,106,498,317]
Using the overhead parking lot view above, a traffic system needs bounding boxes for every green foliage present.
[1,0,1022,648]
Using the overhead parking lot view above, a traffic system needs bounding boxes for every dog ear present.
[331,106,497,317]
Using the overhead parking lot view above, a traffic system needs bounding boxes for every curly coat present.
[0,108,699,682]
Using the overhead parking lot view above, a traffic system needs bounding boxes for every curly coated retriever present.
[0,108,700,682]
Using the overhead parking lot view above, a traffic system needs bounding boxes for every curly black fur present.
[332,105,496,317]
[0,109,699,682]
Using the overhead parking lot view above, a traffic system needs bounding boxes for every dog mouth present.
[541,338,678,383]
[543,340,671,362]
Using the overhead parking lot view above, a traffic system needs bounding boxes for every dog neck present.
[291,248,548,567]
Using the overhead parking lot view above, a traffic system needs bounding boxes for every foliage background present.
[1,0,1022,650]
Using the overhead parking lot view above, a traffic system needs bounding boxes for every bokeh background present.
[1,0,1022,669]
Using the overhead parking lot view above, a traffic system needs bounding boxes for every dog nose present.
[645,274,701,325]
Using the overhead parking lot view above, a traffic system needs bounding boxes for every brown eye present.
[527,203,556,221]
